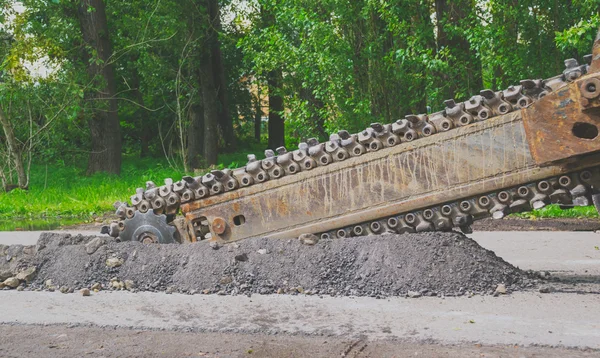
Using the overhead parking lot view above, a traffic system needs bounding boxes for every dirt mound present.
[2,232,538,297]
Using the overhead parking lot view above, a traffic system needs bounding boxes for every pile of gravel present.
[1,231,539,297]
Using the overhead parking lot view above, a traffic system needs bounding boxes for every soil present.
[472,217,600,232]
[2,231,539,297]
[1,324,598,358]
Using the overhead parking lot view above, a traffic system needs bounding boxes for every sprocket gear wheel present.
[119,210,178,244]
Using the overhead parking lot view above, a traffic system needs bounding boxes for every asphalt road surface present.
[1,230,599,357]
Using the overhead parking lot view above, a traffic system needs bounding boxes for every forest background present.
[0,0,598,223]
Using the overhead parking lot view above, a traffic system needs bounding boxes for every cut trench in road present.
[0,230,599,353]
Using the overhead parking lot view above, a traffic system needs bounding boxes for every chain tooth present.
[182,176,199,190]
[549,179,572,205]
[338,130,366,157]
[246,154,270,183]
[125,206,136,219]
[152,197,166,215]
[130,188,144,206]
[191,176,210,199]
[480,89,512,115]
[307,138,333,166]
[320,232,332,240]
[427,111,453,133]
[164,192,180,215]
[268,164,285,179]
[396,215,416,233]
[520,79,546,101]
[144,186,158,201]
[390,117,418,142]
[487,193,509,219]
[138,200,151,213]
[504,187,529,212]
[421,122,436,137]
[261,149,277,171]
[368,220,384,234]
[386,217,399,231]
[411,212,433,232]
[108,221,121,238]
[233,167,254,187]
[444,99,474,127]
[276,146,301,174]
[334,227,349,238]
[371,123,400,148]
[357,127,383,152]
[464,197,489,219]
[405,114,427,127]
[429,207,452,231]
[351,224,365,237]
[159,179,173,197]
[180,189,194,203]
[173,180,186,194]
[564,58,585,82]
[464,95,492,121]
[115,203,127,220]
[294,142,318,170]
[203,172,224,195]
[564,174,590,206]
[275,148,301,175]
[452,201,474,229]
[326,134,350,162]
[212,169,239,192]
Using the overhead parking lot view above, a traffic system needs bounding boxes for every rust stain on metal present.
[232,202,241,213]
[522,73,600,165]
[212,217,226,235]
[184,113,555,242]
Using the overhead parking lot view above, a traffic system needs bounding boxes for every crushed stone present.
[0,231,541,297]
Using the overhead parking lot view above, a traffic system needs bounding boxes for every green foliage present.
[556,14,600,55]
[512,205,599,219]
[0,150,262,219]
[1,0,600,222]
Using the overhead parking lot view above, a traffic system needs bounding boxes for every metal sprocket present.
[120,210,177,244]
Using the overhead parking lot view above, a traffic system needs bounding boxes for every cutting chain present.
[104,55,600,244]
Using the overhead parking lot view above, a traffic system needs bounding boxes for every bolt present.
[212,217,227,235]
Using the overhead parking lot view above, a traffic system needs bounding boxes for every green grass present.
[511,204,599,219]
[0,146,261,220]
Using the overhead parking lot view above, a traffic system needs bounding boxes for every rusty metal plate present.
[522,74,600,165]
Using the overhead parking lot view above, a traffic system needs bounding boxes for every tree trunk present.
[267,70,285,150]
[0,106,27,188]
[254,94,262,142]
[300,87,327,141]
[207,0,236,151]
[140,124,152,158]
[77,0,121,175]
[129,66,152,158]
[186,104,204,170]
[200,51,219,166]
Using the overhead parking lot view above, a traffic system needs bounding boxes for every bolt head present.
[212,217,227,235]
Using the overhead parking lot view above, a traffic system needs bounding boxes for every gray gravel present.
[2,231,539,296]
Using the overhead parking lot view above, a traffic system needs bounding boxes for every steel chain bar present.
[107,57,593,240]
